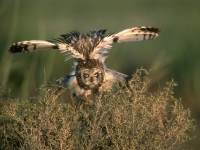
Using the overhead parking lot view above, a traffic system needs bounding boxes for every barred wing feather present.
[8,40,58,53]
[91,26,161,60]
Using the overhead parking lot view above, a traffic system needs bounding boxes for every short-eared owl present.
[9,26,161,100]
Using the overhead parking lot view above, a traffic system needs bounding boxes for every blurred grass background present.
[0,0,199,149]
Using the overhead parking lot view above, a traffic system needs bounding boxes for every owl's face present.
[79,68,104,89]
[76,59,104,90]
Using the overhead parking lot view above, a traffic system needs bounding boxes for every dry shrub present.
[0,69,195,150]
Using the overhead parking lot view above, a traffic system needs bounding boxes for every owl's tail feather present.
[8,40,58,53]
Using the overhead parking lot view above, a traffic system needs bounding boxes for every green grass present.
[0,69,195,150]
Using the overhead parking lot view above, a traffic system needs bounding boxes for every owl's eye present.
[94,73,98,77]
[84,73,89,78]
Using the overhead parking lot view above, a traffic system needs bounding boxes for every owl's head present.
[76,59,104,90]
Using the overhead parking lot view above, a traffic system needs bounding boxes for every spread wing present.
[90,26,161,62]
[8,31,86,61]
[8,26,161,62]
[8,30,107,61]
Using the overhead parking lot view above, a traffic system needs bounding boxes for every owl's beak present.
[90,77,93,83]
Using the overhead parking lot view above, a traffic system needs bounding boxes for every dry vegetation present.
[0,69,195,150]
